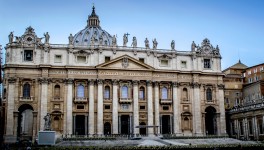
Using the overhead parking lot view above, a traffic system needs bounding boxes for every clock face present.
[24,35,34,44]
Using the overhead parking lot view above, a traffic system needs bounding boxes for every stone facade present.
[3,7,226,143]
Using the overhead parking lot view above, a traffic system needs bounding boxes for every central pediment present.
[96,55,154,71]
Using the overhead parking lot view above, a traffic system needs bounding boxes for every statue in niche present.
[131,36,137,48]
[191,41,196,51]
[171,40,175,50]
[44,113,51,131]
[112,35,117,46]
[152,38,158,49]
[8,32,14,43]
[68,33,74,45]
[44,32,50,43]
[145,38,149,49]
[123,33,128,46]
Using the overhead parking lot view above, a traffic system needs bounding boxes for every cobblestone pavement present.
[56,138,259,147]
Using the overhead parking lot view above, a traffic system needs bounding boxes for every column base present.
[4,135,17,143]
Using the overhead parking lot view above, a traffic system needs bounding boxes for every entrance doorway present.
[205,106,217,135]
[121,115,130,135]
[139,122,147,135]
[75,115,85,135]
[161,115,171,134]
[18,104,34,141]
[104,122,111,135]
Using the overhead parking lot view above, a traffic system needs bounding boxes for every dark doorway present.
[161,115,171,134]
[104,122,111,135]
[18,104,34,141]
[75,115,85,135]
[139,122,147,135]
[121,115,130,135]
[205,106,217,135]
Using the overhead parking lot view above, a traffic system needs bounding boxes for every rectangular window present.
[249,120,253,135]
[24,50,33,61]
[160,60,168,66]
[259,119,263,134]
[105,56,110,62]
[77,105,84,109]
[163,105,169,110]
[204,59,211,68]
[139,105,145,110]
[121,104,129,110]
[54,55,62,63]
[104,105,111,110]
[248,71,251,75]
[240,121,244,135]
[181,61,187,68]
[77,56,86,63]
[139,58,145,63]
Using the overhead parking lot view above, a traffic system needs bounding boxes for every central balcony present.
[19,96,34,102]
[74,97,88,104]
[160,99,172,104]
[119,98,132,104]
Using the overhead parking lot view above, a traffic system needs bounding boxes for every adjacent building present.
[3,6,226,143]
[226,63,264,140]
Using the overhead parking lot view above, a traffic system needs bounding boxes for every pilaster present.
[112,79,119,134]
[218,84,226,135]
[89,79,95,135]
[147,80,154,136]
[5,78,16,136]
[133,80,139,135]
[39,78,49,131]
[192,82,202,135]
[154,81,160,135]
[172,82,181,135]
[65,78,73,134]
[97,79,103,135]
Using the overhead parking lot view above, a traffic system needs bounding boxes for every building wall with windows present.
[2,7,226,143]
[227,64,264,140]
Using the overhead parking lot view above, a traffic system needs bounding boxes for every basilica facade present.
[3,7,226,142]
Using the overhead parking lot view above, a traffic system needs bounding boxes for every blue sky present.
[0,0,263,69]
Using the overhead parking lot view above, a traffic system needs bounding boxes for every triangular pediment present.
[96,55,154,70]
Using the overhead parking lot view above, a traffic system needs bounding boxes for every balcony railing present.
[160,99,172,104]
[19,96,34,101]
[229,98,264,114]
[119,98,132,104]
[74,97,88,103]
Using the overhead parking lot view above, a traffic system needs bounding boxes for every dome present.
[73,6,113,46]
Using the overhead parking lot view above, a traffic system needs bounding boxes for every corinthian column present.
[97,79,103,135]
[39,78,49,131]
[89,80,95,135]
[172,82,181,135]
[112,80,119,134]
[154,81,160,135]
[218,84,226,135]
[66,78,73,134]
[133,80,139,135]
[5,78,16,136]
[192,82,202,135]
[147,80,154,136]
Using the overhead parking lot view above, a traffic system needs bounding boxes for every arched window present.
[161,87,168,99]
[77,84,85,98]
[139,87,145,99]
[54,85,60,98]
[206,88,212,101]
[182,88,188,101]
[122,85,128,98]
[23,83,30,98]
[104,86,110,99]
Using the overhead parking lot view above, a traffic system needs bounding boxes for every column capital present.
[153,81,160,87]
[112,79,119,85]
[172,82,179,87]
[132,80,139,85]
[97,79,103,84]
[191,82,200,88]
[217,84,225,90]
[65,78,74,84]
[89,79,95,85]
[146,80,153,86]
[8,77,16,83]
[38,78,50,84]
